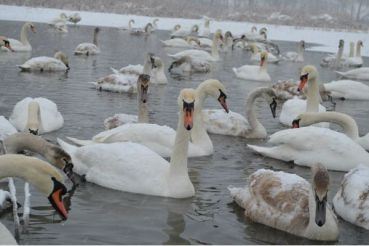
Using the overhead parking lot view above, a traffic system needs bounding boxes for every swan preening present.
[292,111,369,151]
[18,51,70,72]
[229,163,339,241]
[9,97,64,135]
[233,51,271,82]
[74,27,100,55]
[68,79,228,158]
[202,87,277,138]
[1,22,35,52]
[58,88,197,198]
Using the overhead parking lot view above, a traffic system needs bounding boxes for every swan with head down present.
[229,163,339,241]
[68,79,228,158]
[58,88,198,198]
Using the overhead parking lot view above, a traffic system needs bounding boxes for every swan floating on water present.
[1,22,35,52]
[233,51,271,82]
[229,163,339,241]
[18,51,70,72]
[74,27,100,55]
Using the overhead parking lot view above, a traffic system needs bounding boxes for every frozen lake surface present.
[1,20,369,244]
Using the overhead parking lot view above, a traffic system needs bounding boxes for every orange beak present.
[50,188,68,220]
[298,74,308,92]
[217,90,229,113]
[183,101,194,131]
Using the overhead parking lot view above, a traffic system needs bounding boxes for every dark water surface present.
[1,20,369,244]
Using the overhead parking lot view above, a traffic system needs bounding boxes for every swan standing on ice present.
[202,87,277,138]
[58,89,198,198]
[18,51,70,72]
[9,97,64,135]
[333,165,369,230]
[279,65,327,126]
[1,22,35,52]
[229,163,339,241]
[233,51,271,82]
[292,111,369,151]
[74,27,100,55]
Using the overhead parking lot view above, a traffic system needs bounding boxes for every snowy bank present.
[0,4,368,56]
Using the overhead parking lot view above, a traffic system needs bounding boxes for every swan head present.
[251,26,257,33]
[137,74,150,104]
[152,18,159,24]
[338,39,344,49]
[47,177,68,220]
[197,79,229,113]
[129,19,135,24]
[186,36,201,46]
[260,51,268,67]
[191,24,199,33]
[1,39,14,52]
[298,65,317,92]
[26,22,36,33]
[145,23,153,33]
[173,24,181,31]
[94,27,100,34]
[54,51,70,70]
[152,56,164,69]
[44,144,74,178]
[179,89,196,131]
[146,52,156,69]
[311,163,330,227]
[300,40,305,49]
[358,40,363,47]
[225,31,233,39]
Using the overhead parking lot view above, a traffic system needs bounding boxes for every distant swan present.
[18,51,70,72]
[74,27,100,55]
[1,22,35,52]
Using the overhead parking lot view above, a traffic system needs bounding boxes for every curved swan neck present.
[306,77,320,112]
[137,102,149,123]
[4,133,49,155]
[301,112,359,139]
[20,24,30,46]
[169,111,190,175]
[245,87,269,135]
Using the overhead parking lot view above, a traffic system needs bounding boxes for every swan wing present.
[0,116,17,140]
[34,97,64,133]
[9,97,33,132]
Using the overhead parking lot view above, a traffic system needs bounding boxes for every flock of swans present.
[1,12,369,243]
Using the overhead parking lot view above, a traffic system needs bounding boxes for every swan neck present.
[137,101,149,123]
[211,37,219,59]
[336,45,343,60]
[20,24,30,46]
[4,133,49,156]
[306,78,320,112]
[245,88,265,133]
[356,43,361,57]
[93,30,98,46]
[169,111,190,175]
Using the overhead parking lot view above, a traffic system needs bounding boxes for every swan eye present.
[218,89,227,100]
[300,73,308,81]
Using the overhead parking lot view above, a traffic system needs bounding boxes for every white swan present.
[110,52,154,76]
[9,97,64,135]
[119,19,135,31]
[2,22,35,52]
[74,27,100,55]
[229,163,338,241]
[58,88,197,198]
[168,31,222,62]
[293,111,369,151]
[50,13,68,25]
[68,13,81,24]
[344,40,363,67]
[323,79,369,100]
[248,126,369,171]
[233,51,271,82]
[171,24,199,38]
[336,67,369,81]
[0,116,17,141]
[0,37,14,51]
[282,40,305,62]
[150,57,168,84]
[250,43,279,63]
[168,55,210,74]
[279,65,327,127]
[242,27,267,41]
[18,51,69,72]
[333,165,369,230]
[197,30,222,49]
[161,36,200,48]
[130,23,153,35]
[68,79,228,158]
[320,39,344,67]
[202,87,277,138]
[104,74,150,129]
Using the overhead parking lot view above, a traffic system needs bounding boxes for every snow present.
[1,4,369,56]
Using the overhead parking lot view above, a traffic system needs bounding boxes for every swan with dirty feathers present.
[1,22,35,52]
[202,87,277,138]
[292,111,369,151]
[58,88,197,198]
[18,51,70,72]
[104,74,151,129]
[333,165,369,230]
[67,79,228,158]
[229,163,339,241]
[9,97,64,135]
[74,27,100,55]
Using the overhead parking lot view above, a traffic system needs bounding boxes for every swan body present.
[9,97,64,134]
[74,27,100,55]
[321,39,344,68]
[168,55,211,74]
[90,73,137,93]
[249,44,279,63]
[58,88,197,198]
[248,126,369,171]
[323,80,369,100]
[69,79,228,158]
[233,51,271,82]
[171,24,199,37]
[18,51,69,72]
[161,37,200,48]
[0,116,17,141]
[202,87,277,138]
[333,165,369,230]
[282,40,305,62]
[3,22,35,52]
[229,164,339,241]
[294,111,369,151]
[336,67,369,81]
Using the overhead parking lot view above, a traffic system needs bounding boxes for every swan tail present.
[110,67,120,74]
[66,136,94,146]
[247,144,276,158]
[57,138,79,155]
